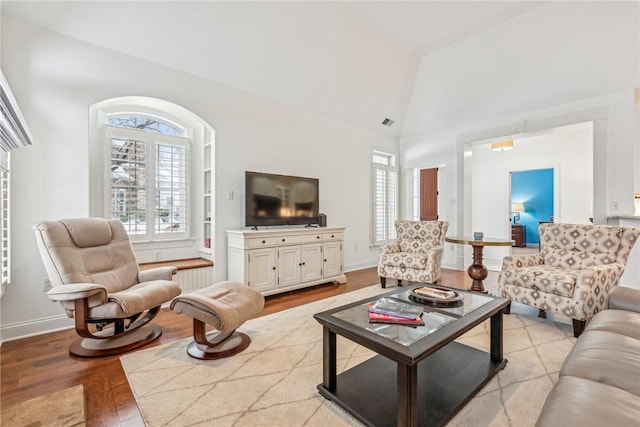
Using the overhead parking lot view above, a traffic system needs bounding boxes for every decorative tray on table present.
[409,285,464,307]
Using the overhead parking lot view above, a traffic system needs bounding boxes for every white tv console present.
[227,227,347,296]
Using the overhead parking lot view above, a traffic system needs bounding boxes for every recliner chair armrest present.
[138,266,177,282]
[46,283,107,304]
[608,286,640,312]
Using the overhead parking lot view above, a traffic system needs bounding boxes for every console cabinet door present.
[323,241,343,278]
[301,243,323,282]
[248,248,276,292]
[278,246,301,287]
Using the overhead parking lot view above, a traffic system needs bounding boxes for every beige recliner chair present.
[498,222,639,337]
[33,218,182,357]
[378,220,449,288]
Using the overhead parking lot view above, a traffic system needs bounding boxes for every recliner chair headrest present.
[60,218,113,248]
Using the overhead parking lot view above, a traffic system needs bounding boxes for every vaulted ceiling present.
[1,1,544,136]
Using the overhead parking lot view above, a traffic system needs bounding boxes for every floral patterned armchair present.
[498,223,639,337]
[378,220,449,288]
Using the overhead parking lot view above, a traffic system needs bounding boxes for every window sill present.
[132,238,196,249]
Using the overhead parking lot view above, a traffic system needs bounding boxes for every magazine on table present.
[368,308,424,326]
[368,297,424,319]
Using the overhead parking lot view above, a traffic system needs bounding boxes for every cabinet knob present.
[262,240,266,244]
[317,236,320,239]
[302,262,306,266]
[299,262,302,266]
[324,259,327,262]
[282,238,286,242]
[272,266,276,270]
[331,235,335,238]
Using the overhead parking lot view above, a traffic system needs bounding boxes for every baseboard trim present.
[1,313,74,343]
[344,260,376,273]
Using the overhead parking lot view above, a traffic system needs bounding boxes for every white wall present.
[400,1,639,275]
[0,18,394,340]
[470,123,594,269]
[403,2,639,137]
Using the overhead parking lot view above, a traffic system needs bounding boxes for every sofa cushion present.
[585,309,640,340]
[536,376,640,427]
[380,252,428,269]
[504,265,578,298]
[560,329,640,396]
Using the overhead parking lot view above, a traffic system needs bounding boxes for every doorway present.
[510,168,554,251]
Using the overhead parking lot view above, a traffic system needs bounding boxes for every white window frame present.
[372,149,398,246]
[105,123,190,242]
[0,70,33,295]
[89,97,215,263]
[0,151,10,288]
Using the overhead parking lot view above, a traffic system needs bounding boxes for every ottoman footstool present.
[170,281,265,360]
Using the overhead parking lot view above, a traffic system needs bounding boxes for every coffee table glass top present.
[331,285,495,347]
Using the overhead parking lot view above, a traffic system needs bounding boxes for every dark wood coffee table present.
[314,286,509,427]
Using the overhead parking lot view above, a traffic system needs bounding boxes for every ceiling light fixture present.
[491,139,514,151]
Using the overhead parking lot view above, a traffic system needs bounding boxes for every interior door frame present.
[507,164,561,244]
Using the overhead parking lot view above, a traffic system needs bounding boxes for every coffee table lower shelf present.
[317,341,507,427]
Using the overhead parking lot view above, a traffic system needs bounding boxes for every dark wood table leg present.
[322,327,337,391]
[397,363,418,427]
[490,309,504,364]
[468,245,488,293]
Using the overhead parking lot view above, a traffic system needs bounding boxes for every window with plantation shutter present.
[1,71,33,294]
[372,150,398,246]
[107,116,189,241]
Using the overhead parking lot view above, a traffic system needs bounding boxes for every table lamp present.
[511,202,525,223]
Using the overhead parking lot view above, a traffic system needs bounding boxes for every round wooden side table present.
[445,236,514,293]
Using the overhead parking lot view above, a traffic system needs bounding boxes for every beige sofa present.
[536,285,640,426]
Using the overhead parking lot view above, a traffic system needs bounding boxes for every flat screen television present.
[245,171,319,227]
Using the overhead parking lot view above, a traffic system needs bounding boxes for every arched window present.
[90,97,215,261]
[106,113,189,240]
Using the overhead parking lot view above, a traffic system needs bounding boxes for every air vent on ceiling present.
[381,118,395,127]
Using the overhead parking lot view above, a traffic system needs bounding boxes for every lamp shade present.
[491,140,514,151]
[511,202,525,213]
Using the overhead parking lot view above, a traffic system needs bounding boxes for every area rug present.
[121,285,577,427]
[1,384,85,427]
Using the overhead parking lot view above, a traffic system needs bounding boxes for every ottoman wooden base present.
[170,281,265,360]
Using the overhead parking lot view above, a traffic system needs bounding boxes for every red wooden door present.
[420,168,438,221]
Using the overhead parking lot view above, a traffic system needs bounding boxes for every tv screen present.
[245,171,319,227]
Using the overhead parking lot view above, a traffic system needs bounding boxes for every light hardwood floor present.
[1,267,468,426]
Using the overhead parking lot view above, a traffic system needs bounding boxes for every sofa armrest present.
[608,286,640,312]
[47,283,108,305]
[138,266,177,282]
